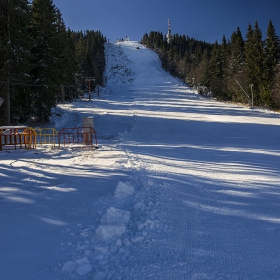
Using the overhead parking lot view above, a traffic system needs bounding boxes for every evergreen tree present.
[65,29,80,100]
[271,70,280,108]
[191,48,210,89]
[0,0,12,124]
[71,30,106,94]
[55,8,68,103]
[29,0,60,122]
[0,0,106,124]
[245,22,264,105]
[54,10,78,103]
[220,35,231,99]
[229,27,244,74]
[0,0,32,124]
[263,20,279,107]
[228,27,247,102]
[208,41,226,99]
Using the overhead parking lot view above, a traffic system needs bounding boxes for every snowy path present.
[121,91,280,279]
[1,41,280,279]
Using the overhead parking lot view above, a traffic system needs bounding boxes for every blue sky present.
[52,0,280,43]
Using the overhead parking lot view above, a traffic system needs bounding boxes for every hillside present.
[1,41,280,279]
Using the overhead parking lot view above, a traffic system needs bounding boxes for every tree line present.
[141,20,280,109]
[0,0,106,125]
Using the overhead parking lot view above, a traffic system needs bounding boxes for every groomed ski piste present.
[1,41,280,279]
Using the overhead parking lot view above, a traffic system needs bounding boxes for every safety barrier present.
[33,128,58,146]
[0,126,36,151]
[58,127,98,148]
[1,126,97,151]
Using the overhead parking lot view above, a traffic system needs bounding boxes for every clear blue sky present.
[52,0,280,43]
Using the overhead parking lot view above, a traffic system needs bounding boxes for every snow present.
[62,261,77,273]
[1,41,280,279]
[100,207,131,225]
[75,257,92,276]
[114,181,134,199]
[96,225,127,240]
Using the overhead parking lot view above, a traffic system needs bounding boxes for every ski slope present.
[1,41,280,279]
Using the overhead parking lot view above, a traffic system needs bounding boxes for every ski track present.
[1,41,280,280]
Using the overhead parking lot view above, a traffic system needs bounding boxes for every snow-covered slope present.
[1,41,280,279]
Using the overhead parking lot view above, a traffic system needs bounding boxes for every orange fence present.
[0,126,98,151]
[0,126,36,151]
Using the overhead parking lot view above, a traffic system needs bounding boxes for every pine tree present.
[229,27,244,74]
[263,20,279,107]
[54,9,78,103]
[220,35,231,99]
[271,70,280,108]
[0,0,32,124]
[245,22,264,105]
[70,30,106,95]
[193,48,210,88]
[228,27,247,102]
[64,29,79,100]
[208,41,226,99]
[29,0,59,122]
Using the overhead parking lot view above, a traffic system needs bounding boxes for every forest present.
[141,20,280,109]
[0,0,106,124]
[1,1,280,125]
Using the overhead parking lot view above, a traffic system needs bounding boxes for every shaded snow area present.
[1,41,280,279]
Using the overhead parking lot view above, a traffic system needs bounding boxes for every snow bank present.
[95,181,134,241]
[100,206,130,225]
[75,257,92,276]
[96,225,126,240]
[114,181,134,199]
[62,257,92,276]
[61,260,77,273]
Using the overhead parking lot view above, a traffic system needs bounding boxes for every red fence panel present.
[58,127,97,148]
